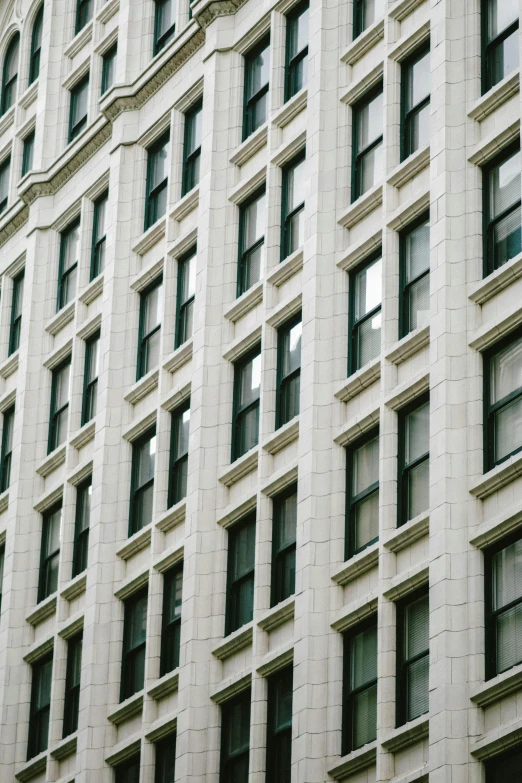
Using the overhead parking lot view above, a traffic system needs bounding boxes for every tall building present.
[0,0,520,780]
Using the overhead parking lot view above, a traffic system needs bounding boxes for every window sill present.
[470,504,522,550]
[97,0,119,23]
[270,129,307,168]
[470,717,522,761]
[79,273,104,304]
[469,301,522,352]
[0,105,15,137]
[331,542,379,586]
[108,691,144,725]
[389,0,426,21]
[341,62,383,107]
[331,593,378,633]
[23,636,54,666]
[218,447,259,488]
[262,417,299,456]
[163,339,193,374]
[114,568,149,601]
[469,252,522,306]
[338,183,383,230]
[116,523,152,560]
[45,301,76,336]
[50,733,77,760]
[18,81,38,111]
[272,87,308,129]
[257,596,295,633]
[156,499,186,532]
[471,664,522,708]
[223,280,263,323]
[60,572,87,601]
[148,668,179,700]
[267,247,304,287]
[383,562,429,602]
[64,19,94,59]
[0,350,18,379]
[381,714,429,753]
[131,217,166,256]
[266,292,302,329]
[153,543,184,573]
[170,186,199,222]
[334,358,381,403]
[230,122,268,167]
[384,370,429,412]
[385,325,430,365]
[327,742,377,780]
[387,145,430,190]
[124,368,159,405]
[341,18,384,66]
[210,671,252,704]
[257,643,294,677]
[26,594,57,627]
[212,622,253,661]
[130,258,164,293]
[384,512,429,553]
[14,751,47,782]
[469,69,520,123]
[388,20,430,63]
[388,190,430,232]
[36,445,66,478]
[105,737,142,768]
[333,405,380,448]
[0,489,8,515]
[470,451,522,501]
[69,419,96,449]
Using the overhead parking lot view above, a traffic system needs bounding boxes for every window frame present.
[225,513,256,636]
[399,212,430,339]
[29,6,43,85]
[90,190,108,280]
[75,0,93,34]
[397,393,430,528]
[1,34,19,116]
[220,688,251,783]
[101,42,117,96]
[395,585,429,727]
[115,754,141,783]
[120,587,148,702]
[0,155,10,213]
[81,330,100,426]
[281,149,306,262]
[175,246,196,349]
[482,0,520,94]
[168,399,190,508]
[400,42,430,162]
[155,733,176,783]
[48,356,71,454]
[22,130,35,177]
[68,73,89,143]
[345,427,379,560]
[0,405,15,493]
[153,0,176,56]
[129,426,157,536]
[353,0,385,39]
[237,185,266,297]
[145,130,170,230]
[482,140,521,278]
[62,631,83,738]
[351,82,383,203]
[231,344,262,463]
[276,311,302,429]
[243,35,270,141]
[348,249,382,376]
[182,100,202,197]
[266,665,293,783]
[38,503,62,604]
[9,269,24,355]
[285,1,309,102]
[27,653,53,760]
[342,615,378,755]
[72,475,92,578]
[137,276,163,381]
[57,218,80,311]
[271,483,298,607]
[160,561,183,676]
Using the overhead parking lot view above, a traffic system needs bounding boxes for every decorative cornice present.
[0,204,29,248]
[194,0,249,28]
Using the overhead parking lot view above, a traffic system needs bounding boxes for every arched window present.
[1,34,20,115]
[29,6,43,85]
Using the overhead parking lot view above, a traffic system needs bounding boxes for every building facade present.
[0,0,520,781]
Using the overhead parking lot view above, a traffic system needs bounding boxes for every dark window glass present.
[352,86,383,201]
[232,347,261,462]
[76,0,93,33]
[486,535,522,678]
[353,0,385,38]
[22,131,35,177]
[349,253,382,374]
[168,402,190,507]
[285,2,309,101]
[397,590,429,726]
[63,632,83,737]
[154,0,176,55]
[101,43,117,95]
[484,144,521,275]
[0,156,10,213]
[58,220,80,310]
[9,270,24,355]
[155,734,176,783]
[48,358,71,453]
[82,331,100,425]
[238,188,266,295]
[346,431,379,559]
[485,330,522,469]
[271,485,297,607]
[0,406,14,493]
[182,101,202,197]
[115,754,141,783]
[226,515,255,635]
[399,397,429,526]
[145,132,170,229]
[38,505,61,602]
[72,477,92,578]
[29,7,43,85]
[281,152,305,260]
[121,587,148,701]
[129,428,156,535]
[400,217,430,337]
[69,75,89,142]
[138,278,163,379]
[27,654,53,759]
[175,247,196,348]
[243,36,270,139]
[1,34,19,115]
[0,544,4,614]
[91,191,108,280]
[277,314,301,428]
[401,46,430,161]
[483,0,519,92]
[266,666,293,783]
[161,562,183,675]
[342,619,377,754]
[220,689,251,783]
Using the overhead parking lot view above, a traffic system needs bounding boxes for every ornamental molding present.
[0,204,28,248]
[194,0,249,28]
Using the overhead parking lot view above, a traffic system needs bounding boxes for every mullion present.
[356,133,383,165]
[403,266,429,296]
[492,593,522,620]
[404,449,429,473]
[351,479,378,508]
[285,201,304,224]
[486,19,519,62]
[352,302,381,332]
[404,93,430,126]
[489,199,521,232]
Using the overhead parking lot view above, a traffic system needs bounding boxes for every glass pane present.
[55,408,69,448]
[407,459,429,520]
[357,92,383,153]
[356,312,381,367]
[352,436,379,496]
[353,684,377,748]
[248,43,270,99]
[78,484,91,534]
[488,0,519,39]
[355,258,382,320]
[227,698,251,754]
[87,338,99,383]
[127,595,148,650]
[287,207,304,255]
[0,549,3,585]
[244,244,263,289]
[287,158,306,213]
[236,577,254,627]
[13,276,24,319]
[493,204,522,268]
[354,491,379,551]
[181,253,196,303]
[251,92,268,132]
[63,225,80,272]
[23,135,34,174]
[350,625,377,689]
[405,595,429,659]
[137,484,153,529]
[282,321,302,377]
[35,660,52,709]
[277,492,297,551]
[3,411,13,455]
[143,284,163,335]
[491,150,521,220]
[359,141,384,194]
[69,639,83,687]
[5,38,19,83]
[46,553,59,596]
[493,538,522,611]
[55,364,71,411]
[405,222,430,282]
[231,522,255,582]
[405,402,429,466]
[181,299,194,342]
[137,434,156,488]
[239,354,261,409]
[407,654,429,720]
[238,406,259,455]
[167,568,183,622]
[103,50,116,92]
[408,102,430,154]
[408,274,430,331]
[186,106,202,156]
[157,0,176,39]
[150,143,169,191]
[407,51,430,110]
[497,603,522,672]
[491,335,522,404]
[360,0,385,30]
[0,161,9,205]
[281,374,300,423]
[33,17,42,52]
[490,29,519,86]
[143,321,161,370]
[289,6,309,59]
[273,674,293,731]
[243,193,266,251]
[71,80,88,128]
[45,509,61,557]
[95,198,107,246]
[174,408,190,459]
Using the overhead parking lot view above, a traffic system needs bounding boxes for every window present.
[22,130,35,177]
[182,101,202,197]
[484,333,522,471]
[226,514,256,635]
[401,45,430,160]
[0,544,4,613]
[137,278,163,379]
[352,85,383,201]
[154,0,176,55]
[0,406,14,493]
[396,589,429,726]
[353,0,385,39]
[483,0,519,92]
[76,0,93,34]
[82,332,99,425]
[271,485,297,607]
[238,187,266,295]
[349,253,382,374]
[281,152,305,261]
[220,689,251,783]
[9,270,24,355]
[398,397,429,526]
[63,631,82,737]
[168,402,190,507]
[69,74,89,142]
[0,156,10,213]
[232,347,261,462]
[145,132,169,229]
[243,36,270,140]
[155,734,176,783]
[277,314,302,428]
[1,34,19,115]
[91,191,108,279]
[175,247,196,347]
[345,430,379,559]
[72,477,91,578]
[38,505,61,602]
[484,144,521,276]
[27,654,53,759]
[115,754,141,783]
[486,746,522,781]
[266,666,293,783]
[57,219,80,310]
[29,6,43,85]
[121,587,148,701]
[342,618,377,754]
[485,534,522,679]
[48,358,71,453]
[129,428,156,535]
[400,216,430,338]
[285,1,309,101]
[161,562,183,675]
[101,43,117,95]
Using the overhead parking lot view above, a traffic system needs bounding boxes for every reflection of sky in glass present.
[490,0,518,37]
[289,322,301,353]
[410,52,430,107]
[357,259,382,315]
[251,355,261,391]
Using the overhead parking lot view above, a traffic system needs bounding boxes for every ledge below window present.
[471,664,522,708]
[0,350,19,379]
[341,19,384,66]
[381,714,429,753]
[267,248,304,288]
[116,523,152,560]
[331,542,379,586]
[108,692,144,725]
[212,622,253,661]
[60,573,87,601]
[156,499,186,532]
[15,751,47,782]
[470,451,522,500]
[36,445,66,478]
[0,489,8,515]
[385,325,430,365]
[148,668,179,700]
[218,447,259,487]
[50,733,77,760]
[469,252,522,305]
[257,597,295,633]
[338,184,383,230]
[230,123,268,166]
[387,145,430,190]
[468,69,520,123]
[26,594,57,626]
[223,281,263,323]
[334,358,381,402]
[272,87,307,129]
[262,418,299,456]
[124,369,159,405]
[131,216,166,255]
[384,512,429,553]
[327,742,377,780]
[163,340,193,374]
[45,301,76,336]
[79,273,104,304]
